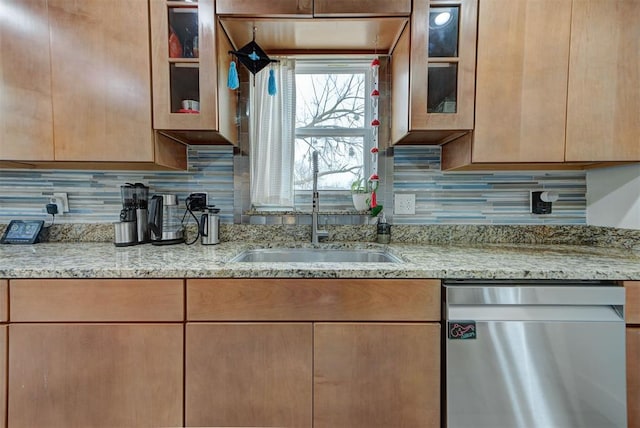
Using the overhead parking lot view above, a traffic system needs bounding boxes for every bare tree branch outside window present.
[294,61,371,191]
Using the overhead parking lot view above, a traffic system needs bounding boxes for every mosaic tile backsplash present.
[0,146,235,224]
[0,145,586,225]
[391,146,586,225]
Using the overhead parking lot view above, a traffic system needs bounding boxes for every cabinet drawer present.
[0,280,7,322]
[10,279,184,322]
[188,279,440,321]
[625,281,640,324]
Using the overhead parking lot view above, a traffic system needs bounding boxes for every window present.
[249,57,374,210]
[293,59,373,191]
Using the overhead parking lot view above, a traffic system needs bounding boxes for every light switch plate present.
[394,194,416,215]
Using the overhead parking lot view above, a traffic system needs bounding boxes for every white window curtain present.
[249,58,296,209]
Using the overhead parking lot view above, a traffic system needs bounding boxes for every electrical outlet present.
[51,192,69,214]
[186,192,208,211]
[394,193,416,215]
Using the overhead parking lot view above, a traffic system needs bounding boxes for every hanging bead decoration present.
[369,55,380,210]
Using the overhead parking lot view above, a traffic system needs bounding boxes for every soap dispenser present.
[376,213,391,244]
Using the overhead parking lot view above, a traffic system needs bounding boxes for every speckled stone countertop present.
[1,240,639,280]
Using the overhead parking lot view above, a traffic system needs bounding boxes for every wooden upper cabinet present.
[314,0,411,17]
[391,0,478,145]
[473,0,571,163]
[150,0,238,145]
[566,0,640,162]
[0,0,54,162]
[216,0,313,17]
[0,0,186,169]
[48,0,155,162]
[442,0,640,170]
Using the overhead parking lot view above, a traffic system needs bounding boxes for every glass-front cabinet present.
[391,0,477,144]
[150,0,237,144]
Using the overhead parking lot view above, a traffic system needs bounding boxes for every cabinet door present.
[186,323,313,427]
[8,323,183,427]
[626,281,640,324]
[628,327,640,428]
[409,0,477,131]
[314,0,411,17]
[0,0,54,161]
[48,0,154,161]
[314,323,440,428]
[150,0,218,131]
[0,326,6,428]
[473,0,570,163]
[216,0,313,16]
[0,280,7,322]
[566,0,640,162]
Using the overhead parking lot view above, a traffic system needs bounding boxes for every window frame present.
[294,59,374,191]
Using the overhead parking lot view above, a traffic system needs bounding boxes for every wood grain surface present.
[187,278,441,321]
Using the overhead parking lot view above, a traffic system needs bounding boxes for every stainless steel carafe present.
[199,206,220,245]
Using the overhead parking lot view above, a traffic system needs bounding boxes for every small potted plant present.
[351,178,370,211]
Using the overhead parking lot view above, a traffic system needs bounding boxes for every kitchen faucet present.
[311,151,328,244]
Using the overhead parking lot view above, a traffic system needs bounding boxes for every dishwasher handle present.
[446,303,624,322]
[445,286,625,306]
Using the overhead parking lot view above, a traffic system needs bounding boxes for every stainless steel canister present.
[113,221,137,247]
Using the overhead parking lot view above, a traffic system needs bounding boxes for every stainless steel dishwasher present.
[444,280,627,428]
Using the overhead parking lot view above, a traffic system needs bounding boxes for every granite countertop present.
[1,241,639,280]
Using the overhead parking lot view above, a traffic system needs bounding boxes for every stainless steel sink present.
[229,248,403,263]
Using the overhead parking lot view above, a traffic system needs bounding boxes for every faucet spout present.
[311,151,328,244]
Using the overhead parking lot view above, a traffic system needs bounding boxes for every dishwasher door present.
[444,282,627,428]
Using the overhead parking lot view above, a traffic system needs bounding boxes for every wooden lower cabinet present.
[185,322,313,427]
[625,281,639,427]
[0,326,6,428]
[314,323,440,428]
[629,327,640,428]
[627,327,640,428]
[8,323,183,428]
[185,278,442,427]
[185,321,440,428]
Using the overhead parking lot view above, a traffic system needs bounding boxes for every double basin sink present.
[230,247,403,263]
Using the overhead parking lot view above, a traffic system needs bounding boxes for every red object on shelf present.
[177,109,200,114]
[169,27,183,58]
